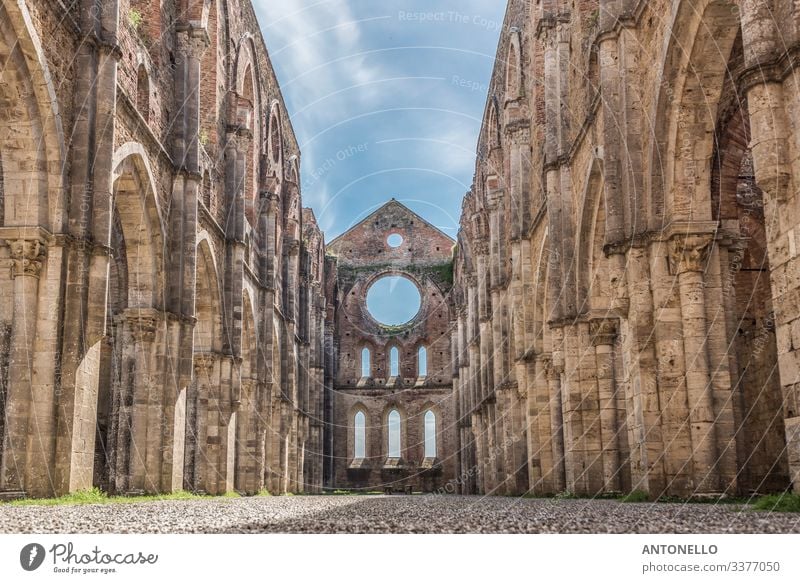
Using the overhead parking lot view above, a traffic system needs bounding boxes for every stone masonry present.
[452,0,800,499]
[0,0,325,498]
[323,201,457,492]
[4,0,800,503]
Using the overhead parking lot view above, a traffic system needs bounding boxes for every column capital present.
[10,238,47,278]
[590,318,618,346]
[193,352,219,375]
[123,308,160,343]
[668,234,713,275]
[285,238,301,256]
[504,119,531,144]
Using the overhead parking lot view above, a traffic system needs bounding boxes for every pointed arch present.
[0,0,67,231]
[111,143,167,309]
[353,409,367,460]
[423,409,437,458]
[647,0,742,226]
[505,29,523,101]
[387,408,402,458]
[195,233,223,353]
[360,346,371,378]
[417,345,428,377]
[575,157,606,313]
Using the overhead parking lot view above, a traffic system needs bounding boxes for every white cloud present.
[254,0,387,122]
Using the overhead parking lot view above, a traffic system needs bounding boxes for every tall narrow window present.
[354,411,366,459]
[418,346,427,377]
[389,346,399,377]
[136,65,149,122]
[361,347,371,378]
[387,409,401,458]
[424,410,437,458]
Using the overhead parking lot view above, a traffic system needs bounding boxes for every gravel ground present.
[1,495,799,534]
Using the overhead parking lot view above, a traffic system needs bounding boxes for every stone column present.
[591,318,621,493]
[669,234,719,493]
[550,329,568,493]
[124,309,158,493]
[0,239,46,492]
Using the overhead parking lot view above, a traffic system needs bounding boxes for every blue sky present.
[253,0,509,241]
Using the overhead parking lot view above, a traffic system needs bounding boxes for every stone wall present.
[452,0,800,499]
[325,201,457,492]
[0,0,324,498]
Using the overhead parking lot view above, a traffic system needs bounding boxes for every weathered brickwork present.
[324,201,457,492]
[5,0,800,504]
[0,0,324,498]
[453,0,800,498]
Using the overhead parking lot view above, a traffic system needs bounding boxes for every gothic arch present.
[195,234,223,353]
[575,158,606,314]
[647,0,743,225]
[0,0,66,230]
[111,143,167,309]
[505,29,523,101]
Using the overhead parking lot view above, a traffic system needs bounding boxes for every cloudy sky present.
[254,0,509,241]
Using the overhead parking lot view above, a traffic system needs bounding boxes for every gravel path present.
[1,495,799,534]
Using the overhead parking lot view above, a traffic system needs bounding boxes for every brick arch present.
[195,235,223,353]
[240,289,258,380]
[199,0,219,148]
[267,101,284,178]
[647,0,743,226]
[382,403,407,460]
[111,143,167,309]
[575,157,607,314]
[347,404,370,460]
[0,0,66,230]
[534,232,553,342]
[233,36,262,204]
[505,29,523,101]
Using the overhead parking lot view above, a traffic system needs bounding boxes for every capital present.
[194,353,217,375]
[10,238,47,278]
[590,318,618,346]
[124,308,159,343]
[668,234,713,275]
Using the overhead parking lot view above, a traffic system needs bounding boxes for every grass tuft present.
[752,493,800,513]
[620,490,650,503]
[7,488,207,507]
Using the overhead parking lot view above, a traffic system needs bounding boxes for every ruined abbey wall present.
[453,0,800,498]
[324,201,457,492]
[0,0,324,498]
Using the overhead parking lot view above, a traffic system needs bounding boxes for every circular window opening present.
[387,233,404,248]
[366,275,421,326]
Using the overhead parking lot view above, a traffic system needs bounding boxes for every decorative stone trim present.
[590,319,618,346]
[10,238,47,278]
[668,234,713,275]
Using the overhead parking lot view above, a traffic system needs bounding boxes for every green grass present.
[257,489,272,497]
[553,490,579,500]
[752,493,800,513]
[620,490,650,503]
[324,489,385,496]
[4,488,235,507]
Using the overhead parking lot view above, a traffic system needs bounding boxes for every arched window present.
[354,411,366,459]
[418,346,427,377]
[202,171,211,209]
[387,409,401,458]
[424,410,437,458]
[136,65,149,122]
[389,346,399,377]
[361,347,371,378]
